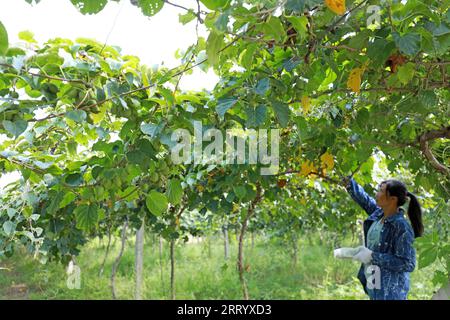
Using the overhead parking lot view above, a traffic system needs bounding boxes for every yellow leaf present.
[301,95,311,115]
[90,105,107,124]
[320,152,334,170]
[300,198,307,205]
[325,0,346,15]
[347,67,364,93]
[299,160,316,177]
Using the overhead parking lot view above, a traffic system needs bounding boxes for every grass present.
[0,233,441,300]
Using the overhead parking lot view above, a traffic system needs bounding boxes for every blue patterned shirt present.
[346,178,416,300]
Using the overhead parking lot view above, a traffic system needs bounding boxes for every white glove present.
[352,246,373,264]
[333,247,361,259]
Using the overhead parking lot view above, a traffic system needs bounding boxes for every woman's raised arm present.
[344,177,380,216]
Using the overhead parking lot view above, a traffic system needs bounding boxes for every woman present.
[343,177,424,300]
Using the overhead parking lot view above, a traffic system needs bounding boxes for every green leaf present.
[255,78,270,96]
[47,191,64,215]
[70,0,108,14]
[34,227,43,237]
[167,178,183,205]
[239,43,257,69]
[425,21,450,37]
[432,270,449,287]
[367,39,396,66]
[415,232,439,269]
[24,0,42,5]
[356,107,370,129]
[393,32,421,56]
[136,138,157,158]
[263,17,285,42]
[214,12,229,33]
[18,30,36,43]
[246,105,267,127]
[200,0,229,10]
[216,97,238,119]
[2,221,15,236]
[206,31,224,66]
[126,150,147,168]
[33,53,64,67]
[140,122,164,138]
[59,192,77,209]
[233,185,247,200]
[2,119,28,138]
[397,62,415,85]
[272,101,290,127]
[65,173,84,187]
[66,141,78,157]
[179,10,197,25]
[74,204,99,231]
[348,30,370,51]
[138,0,164,17]
[146,190,168,216]
[285,0,321,12]
[418,90,437,107]
[418,246,438,269]
[7,208,16,219]
[0,21,8,56]
[65,110,87,123]
[285,16,308,39]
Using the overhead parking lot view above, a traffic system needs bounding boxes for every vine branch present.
[418,126,450,177]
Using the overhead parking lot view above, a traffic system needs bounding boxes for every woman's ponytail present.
[406,191,424,238]
[379,179,424,238]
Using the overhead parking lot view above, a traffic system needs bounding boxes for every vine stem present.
[288,82,446,103]
[418,126,450,177]
[276,169,341,185]
[0,63,89,86]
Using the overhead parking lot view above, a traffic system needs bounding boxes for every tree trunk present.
[251,232,255,251]
[134,219,145,300]
[170,239,176,300]
[159,236,165,296]
[237,183,262,300]
[333,233,341,248]
[357,219,365,245]
[292,233,298,269]
[223,225,229,260]
[307,232,313,246]
[207,236,212,259]
[318,232,324,245]
[99,227,112,277]
[237,220,249,300]
[111,219,128,300]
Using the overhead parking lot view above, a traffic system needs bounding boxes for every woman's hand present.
[352,246,373,264]
[340,175,351,188]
